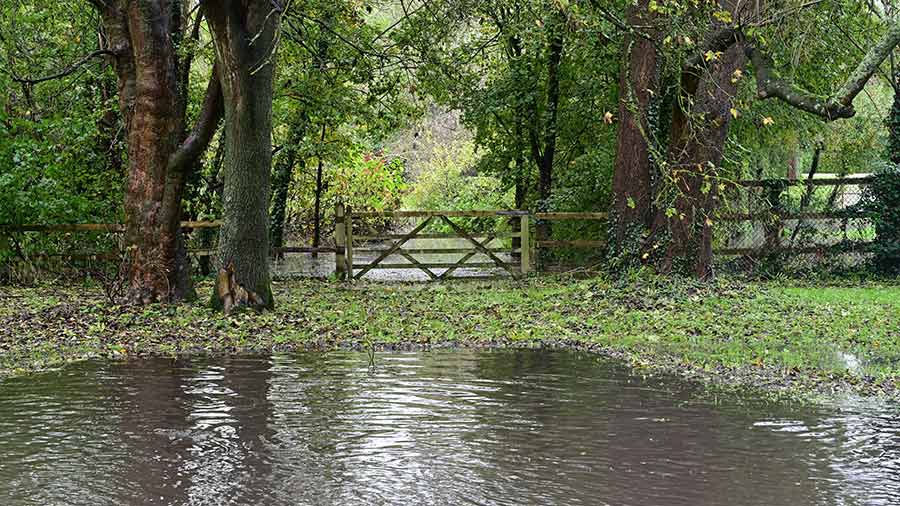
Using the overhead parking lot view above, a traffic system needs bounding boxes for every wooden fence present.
[0,210,610,279]
[0,221,223,261]
[715,175,873,257]
[6,175,865,277]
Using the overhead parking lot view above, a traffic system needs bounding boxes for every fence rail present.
[3,174,873,277]
[714,175,873,258]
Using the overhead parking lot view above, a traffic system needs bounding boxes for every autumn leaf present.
[730,108,739,119]
[713,10,733,23]
[603,111,615,124]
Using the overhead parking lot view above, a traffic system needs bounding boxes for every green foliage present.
[331,153,406,212]
[856,166,900,274]
[402,138,513,233]
[404,139,512,211]
[285,150,406,239]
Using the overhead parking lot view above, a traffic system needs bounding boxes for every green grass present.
[1,275,898,397]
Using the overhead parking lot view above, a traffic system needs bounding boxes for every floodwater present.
[0,350,898,506]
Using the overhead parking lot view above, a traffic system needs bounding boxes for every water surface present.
[0,350,898,505]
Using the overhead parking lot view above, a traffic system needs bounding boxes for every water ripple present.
[0,350,898,505]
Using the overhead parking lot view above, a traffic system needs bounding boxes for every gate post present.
[335,203,346,280]
[520,213,531,273]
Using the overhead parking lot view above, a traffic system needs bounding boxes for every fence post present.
[519,213,531,274]
[345,205,354,281]
[764,183,785,251]
[335,203,346,280]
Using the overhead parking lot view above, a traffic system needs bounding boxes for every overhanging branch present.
[744,13,900,121]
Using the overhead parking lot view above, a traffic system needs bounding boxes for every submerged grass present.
[0,275,898,398]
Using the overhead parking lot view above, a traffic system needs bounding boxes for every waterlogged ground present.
[0,350,898,506]
[1,276,898,397]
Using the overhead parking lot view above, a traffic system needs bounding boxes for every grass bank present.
[1,276,898,398]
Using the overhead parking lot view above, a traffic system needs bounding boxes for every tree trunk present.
[655,42,747,278]
[534,12,564,244]
[270,147,298,260]
[91,1,221,304]
[206,1,279,311]
[889,74,900,165]
[611,1,659,243]
[312,156,324,258]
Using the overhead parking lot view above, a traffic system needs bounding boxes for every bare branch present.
[12,49,116,85]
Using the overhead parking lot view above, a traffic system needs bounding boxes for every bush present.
[403,139,512,233]
[285,150,406,242]
[857,166,900,275]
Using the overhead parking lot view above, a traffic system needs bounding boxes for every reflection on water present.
[0,350,898,506]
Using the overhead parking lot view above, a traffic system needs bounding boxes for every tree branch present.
[168,65,224,173]
[744,13,900,121]
[12,49,116,85]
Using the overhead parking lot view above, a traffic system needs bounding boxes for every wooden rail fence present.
[5,175,865,275]
[715,175,874,256]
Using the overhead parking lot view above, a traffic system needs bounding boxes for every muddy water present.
[0,350,898,505]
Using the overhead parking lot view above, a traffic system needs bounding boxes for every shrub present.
[856,165,900,275]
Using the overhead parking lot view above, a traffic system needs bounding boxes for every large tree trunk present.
[93,1,221,304]
[654,42,747,278]
[611,1,659,243]
[206,1,280,311]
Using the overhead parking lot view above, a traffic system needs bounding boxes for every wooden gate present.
[334,206,531,280]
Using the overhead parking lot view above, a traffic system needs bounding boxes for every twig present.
[12,49,116,85]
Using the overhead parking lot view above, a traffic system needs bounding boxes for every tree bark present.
[656,42,747,278]
[312,154,325,258]
[611,1,659,243]
[534,12,564,244]
[270,136,301,260]
[92,1,222,304]
[206,0,280,310]
[889,73,900,165]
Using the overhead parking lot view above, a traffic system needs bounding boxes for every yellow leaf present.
[713,10,733,23]
[603,111,615,124]
[730,108,739,119]
[704,50,716,61]
[762,116,775,126]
